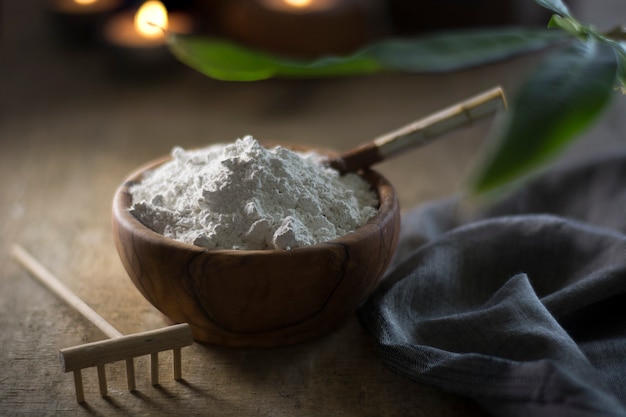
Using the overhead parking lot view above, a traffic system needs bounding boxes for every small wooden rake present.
[10,244,194,403]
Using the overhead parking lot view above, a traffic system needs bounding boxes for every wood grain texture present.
[112,156,401,347]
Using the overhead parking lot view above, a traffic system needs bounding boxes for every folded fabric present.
[358,150,626,417]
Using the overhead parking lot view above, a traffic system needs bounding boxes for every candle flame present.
[74,0,97,4]
[283,0,313,8]
[135,1,168,38]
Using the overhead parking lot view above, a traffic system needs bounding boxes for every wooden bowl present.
[111,152,400,347]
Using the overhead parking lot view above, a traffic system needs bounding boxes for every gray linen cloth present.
[358,151,626,417]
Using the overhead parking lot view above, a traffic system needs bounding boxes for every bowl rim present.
[112,150,398,255]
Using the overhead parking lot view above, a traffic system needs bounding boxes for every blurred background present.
[2,0,586,211]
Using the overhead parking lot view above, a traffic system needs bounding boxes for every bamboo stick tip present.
[493,86,508,109]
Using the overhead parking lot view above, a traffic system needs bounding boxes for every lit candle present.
[260,0,339,13]
[48,0,123,44]
[134,1,169,40]
[104,1,192,48]
[220,0,386,58]
[102,1,194,76]
[51,0,120,13]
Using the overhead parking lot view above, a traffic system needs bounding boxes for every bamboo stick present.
[329,86,507,173]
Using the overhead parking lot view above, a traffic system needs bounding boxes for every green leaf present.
[166,28,566,81]
[365,28,567,72]
[596,36,626,87]
[548,15,587,38]
[166,34,381,81]
[471,39,618,194]
[616,42,626,87]
[167,36,281,81]
[534,0,573,18]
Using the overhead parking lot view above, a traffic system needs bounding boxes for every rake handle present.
[10,244,123,339]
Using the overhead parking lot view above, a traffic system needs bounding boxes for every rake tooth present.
[125,358,136,391]
[73,370,85,403]
[150,352,159,386]
[173,347,182,380]
[96,364,108,397]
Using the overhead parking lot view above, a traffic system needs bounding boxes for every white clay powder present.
[129,136,379,250]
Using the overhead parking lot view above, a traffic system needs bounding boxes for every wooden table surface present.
[2,1,625,416]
